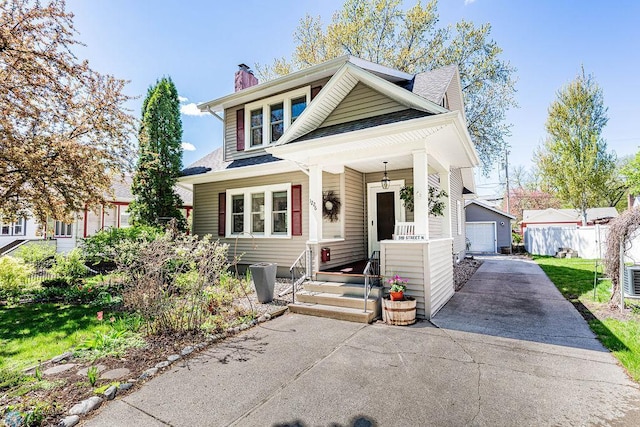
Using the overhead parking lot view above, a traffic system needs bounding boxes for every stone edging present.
[51,307,287,426]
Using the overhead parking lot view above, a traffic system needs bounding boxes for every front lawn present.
[535,256,640,382]
[0,303,111,371]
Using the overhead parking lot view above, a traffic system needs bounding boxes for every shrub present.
[119,232,234,334]
[0,256,34,298]
[51,249,88,284]
[81,225,161,266]
[40,277,72,289]
[14,243,56,268]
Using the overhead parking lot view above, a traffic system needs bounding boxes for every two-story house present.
[180,56,479,321]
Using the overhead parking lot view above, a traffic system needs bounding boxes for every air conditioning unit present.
[624,265,640,297]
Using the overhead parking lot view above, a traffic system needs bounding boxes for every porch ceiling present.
[267,112,479,173]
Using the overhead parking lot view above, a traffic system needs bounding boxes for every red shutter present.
[218,192,226,236]
[311,86,322,100]
[236,109,245,151]
[291,185,302,236]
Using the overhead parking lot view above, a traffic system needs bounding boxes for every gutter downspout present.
[207,107,224,122]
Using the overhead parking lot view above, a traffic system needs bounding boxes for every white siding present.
[449,168,465,256]
[428,238,454,317]
[320,82,406,128]
[381,238,454,319]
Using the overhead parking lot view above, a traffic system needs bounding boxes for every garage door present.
[466,222,496,253]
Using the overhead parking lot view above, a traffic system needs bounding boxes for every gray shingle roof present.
[110,175,193,206]
[411,64,457,104]
[292,109,432,143]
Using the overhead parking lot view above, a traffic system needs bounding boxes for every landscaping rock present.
[69,396,102,415]
[155,361,170,369]
[118,382,133,392]
[258,315,268,323]
[264,313,271,320]
[76,364,107,377]
[100,368,131,380]
[51,352,74,363]
[181,346,194,356]
[195,342,207,349]
[103,385,117,400]
[139,367,158,379]
[167,354,180,362]
[43,363,77,376]
[57,415,80,427]
[239,323,249,331]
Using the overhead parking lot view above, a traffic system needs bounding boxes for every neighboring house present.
[0,217,41,255]
[181,56,479,320]
[465,200,515,253]
[521,207,619,234]
[1,176,193,255]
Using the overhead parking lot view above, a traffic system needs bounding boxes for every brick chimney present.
[235,64,258,92]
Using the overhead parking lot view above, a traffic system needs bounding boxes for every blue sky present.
[67,0,639,197]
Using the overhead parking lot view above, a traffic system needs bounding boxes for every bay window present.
[227,184,291,238]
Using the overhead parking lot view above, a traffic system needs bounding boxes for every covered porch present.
[268,112,478,319]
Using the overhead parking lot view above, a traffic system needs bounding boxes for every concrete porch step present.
[304,281,383,298]
[296,290,378,311]
[288,302,376,324]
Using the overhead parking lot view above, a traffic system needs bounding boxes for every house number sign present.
[309,199,317,211]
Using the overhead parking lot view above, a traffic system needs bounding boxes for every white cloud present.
[178,96,189,102]
[181,142,196,151]
[180,103,208,116]
[464,0,476,4]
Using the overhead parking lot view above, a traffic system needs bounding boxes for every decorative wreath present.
[322,190,341,222]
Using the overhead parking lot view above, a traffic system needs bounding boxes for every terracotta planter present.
[389,291,404,301]
[382,296,416,326]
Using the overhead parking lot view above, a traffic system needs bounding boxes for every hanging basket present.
[382,296,416,326]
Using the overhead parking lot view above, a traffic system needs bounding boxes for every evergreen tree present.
[535,68,615,224]
[129,77,186,229]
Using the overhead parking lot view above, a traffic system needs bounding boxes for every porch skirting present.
[380,238,454,319]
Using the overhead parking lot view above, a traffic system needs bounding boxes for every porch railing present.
[363,250,380,313]
[281,248,312,303]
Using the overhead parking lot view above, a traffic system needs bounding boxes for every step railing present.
[280,248,312,303]
[363,250,380,313]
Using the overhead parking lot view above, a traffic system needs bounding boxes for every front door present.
[367,180,405,254]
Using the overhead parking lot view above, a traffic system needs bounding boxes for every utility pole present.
[505,148,510,215]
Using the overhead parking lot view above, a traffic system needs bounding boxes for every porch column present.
[412,150,429,238]
[308,164,323,243]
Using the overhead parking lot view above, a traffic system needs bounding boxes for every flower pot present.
[382,296,416,326]
[389,291,404,301]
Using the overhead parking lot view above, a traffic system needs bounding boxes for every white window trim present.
[54,220,73,238]
[0,218,26,236]
[244,86,310,150]
[226,183,292,238]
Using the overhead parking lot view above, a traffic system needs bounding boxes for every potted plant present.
[387,275,408,301]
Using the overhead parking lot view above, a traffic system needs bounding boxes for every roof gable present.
[275,62,448,146]
[465,200,516,220]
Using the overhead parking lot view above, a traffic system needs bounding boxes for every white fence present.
[525,225,640,263]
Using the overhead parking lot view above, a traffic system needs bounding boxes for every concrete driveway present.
[85,257,640,426]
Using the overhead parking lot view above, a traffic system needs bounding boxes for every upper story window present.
[227,184,291,238]
[244,86,310,149]
[54,220,72,238]
[0,218,25,236]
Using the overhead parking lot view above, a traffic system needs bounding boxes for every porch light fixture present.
[381,161,391,189]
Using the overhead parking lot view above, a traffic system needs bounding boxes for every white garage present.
[466,222,496,253]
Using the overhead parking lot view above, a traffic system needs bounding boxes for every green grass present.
[0,303,112,370]
[534,256,640,382]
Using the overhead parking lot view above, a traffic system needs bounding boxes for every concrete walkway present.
[84,258,640,426]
